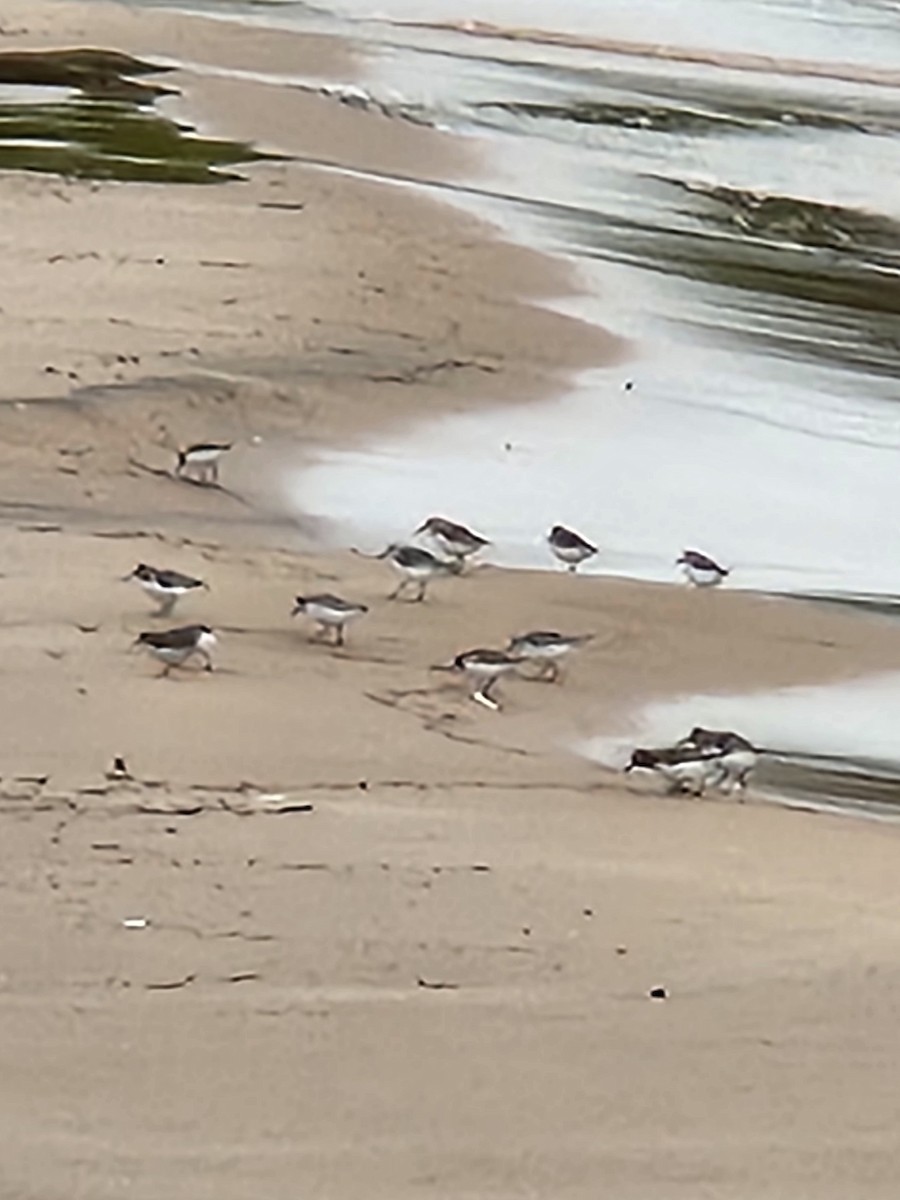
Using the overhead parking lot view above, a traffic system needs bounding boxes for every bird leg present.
[334,624,345,647]
[155,594,177,618]
[414,580,427,602]
[387,578,408,601]
[472,678,501,712]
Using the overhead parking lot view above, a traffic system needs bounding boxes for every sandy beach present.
[1,3,900,1196]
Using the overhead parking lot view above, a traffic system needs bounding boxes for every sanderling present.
[675,727,758,798]
[175,442,232,485]
[124,563,207,617]
[624,746,726,797]
[374,543,462,601]
[416,516,490,565]
[676,726,756,754]
[547,525,597,572]
[677,549,729,588]
[134,624,217,677]
[292,593,369,646]
[506,630,593,682]
[435,647,522,711]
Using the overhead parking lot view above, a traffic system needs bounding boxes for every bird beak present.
[121,572,135,582]
[291,605,302,617]
[429,663,456,673]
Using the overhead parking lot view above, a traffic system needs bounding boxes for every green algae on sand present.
[0,47,280,184]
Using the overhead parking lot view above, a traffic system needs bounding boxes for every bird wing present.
[155,569,202,589]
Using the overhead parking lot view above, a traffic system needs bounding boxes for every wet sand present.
[2,3,900,1197]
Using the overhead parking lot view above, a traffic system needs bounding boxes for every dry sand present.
[0,4,899,1197]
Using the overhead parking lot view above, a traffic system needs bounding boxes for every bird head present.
[625,749,658,772]
[123,563,153,582]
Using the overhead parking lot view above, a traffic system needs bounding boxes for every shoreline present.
[0,0,896,801]
[1,5,899,1197]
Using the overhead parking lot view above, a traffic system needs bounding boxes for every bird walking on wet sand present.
[133,624,217,677]
[547,525,597,572]
[625,746,727,797]
[174,442,232,485]
[676,726,755,754]
[626,724,758,799]
[675,726,758,797]
[292,593,368,646]
[434,647,522,712]
[124,563,207,618]
[416,516,490,566]
[506,630,593,682]
[677,549,729,588]
[372,543,462,602]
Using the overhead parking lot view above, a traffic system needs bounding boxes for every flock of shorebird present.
[130,441,750,796]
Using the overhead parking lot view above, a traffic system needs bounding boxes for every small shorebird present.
[416,516,490,566]
[547,525,597,572]
[292,593,368,646]
[174,442,232,485]
[374,543,462,601]
[506,630,593,682]
[677,549,729,588]
[134,624,217,677]
[625,746,726,797]
[676,726,756,754]
[124,563,207,617]
[675,727,758,797]
[435,647,522,711]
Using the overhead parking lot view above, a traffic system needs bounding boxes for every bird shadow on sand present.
[126,457,251,508]
[363,687,534,757]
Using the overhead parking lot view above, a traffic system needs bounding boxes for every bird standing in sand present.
[677,549,729,588]
[416,516,490,567]
[373,543,462,602]
[547,525,597,572]
[134,624,217,677]
[124,563,207,618]
[506,630,593,682]
[175,442,232,485]
[435,648,522,712]
[292,594,368,646]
